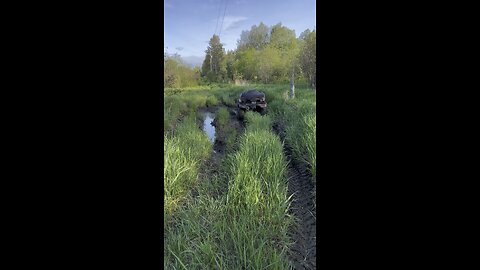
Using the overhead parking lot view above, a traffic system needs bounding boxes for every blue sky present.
[164,0,316,61]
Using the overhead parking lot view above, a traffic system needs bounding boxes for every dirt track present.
[273,122,317,270]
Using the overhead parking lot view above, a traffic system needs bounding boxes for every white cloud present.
[218,16,248,32]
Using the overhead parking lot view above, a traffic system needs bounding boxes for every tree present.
[299,29,312,40]
[299,30,316,89]
[228,23,315,86]
[225,50,237,82]
[201,34,226,82]
[249,22,270,50]
[269,24,299,85]
[236,22,270,51]
[234,47,257,81]
[269,23,296,52]
[257,46,281,83]
[164,57,179,87]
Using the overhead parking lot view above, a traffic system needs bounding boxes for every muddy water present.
[202,112,216,143]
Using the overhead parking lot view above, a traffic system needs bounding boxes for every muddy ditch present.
[193,106,245,198]
[197,106,244,158]
[273,121,317,270]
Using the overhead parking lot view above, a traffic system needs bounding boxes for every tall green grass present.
[164,111,293,269]
[244,111,272,132]
[205,95,219,107]
[164,96,189,134]
[164,115,212,218]
[259,85,317,184]
[303,114,316,176]
[225,113,292,269]
[284,105,316,178]
[215,107,230,129]
[164,84,315,269]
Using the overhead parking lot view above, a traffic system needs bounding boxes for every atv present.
[236,90,267,119]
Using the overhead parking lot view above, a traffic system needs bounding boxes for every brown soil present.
[273,121,317,270]
[194,105,245,198]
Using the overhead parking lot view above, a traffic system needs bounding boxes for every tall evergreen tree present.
[201,35,226,82]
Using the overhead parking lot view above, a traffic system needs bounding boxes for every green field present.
[164,84,316,269]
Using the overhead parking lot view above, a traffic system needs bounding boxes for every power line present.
[218,0,229,37]
[214,0,223,35]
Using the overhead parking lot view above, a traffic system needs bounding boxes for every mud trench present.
[273,121,317,270]
[194,105,245,198]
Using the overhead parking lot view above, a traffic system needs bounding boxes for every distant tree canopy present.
[164,53,200,88]
[163,23,317,89]
[237,22,271,51]
[202,23,316,88]
[299,30,316,89]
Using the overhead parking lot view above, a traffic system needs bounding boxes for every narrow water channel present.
[202,112,216,144]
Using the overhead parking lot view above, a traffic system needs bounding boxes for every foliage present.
[237,22,271,51]
[164,54,200,88]
[201,35,226,82]
[299,30,316,89]
[165,23,316,88]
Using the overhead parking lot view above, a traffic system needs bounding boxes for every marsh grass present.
[303,114,316,176]
[164,84,315,269]
[215,107,230,129]
[284,102,316,181]
[164,115,212,218]
[244,111,272,132]
[205,95,219,107]
[224,112,292,269]
[164,102,293,270]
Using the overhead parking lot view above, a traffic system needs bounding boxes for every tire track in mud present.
[273,122,316,270]
[194,106,245,199]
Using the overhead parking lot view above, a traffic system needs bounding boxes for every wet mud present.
[273,121,317,270]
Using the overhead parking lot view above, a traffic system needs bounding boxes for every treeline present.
[164,22,316,89]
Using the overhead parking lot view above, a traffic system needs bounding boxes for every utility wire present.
[218,0,229,37]
[214,0,223,35]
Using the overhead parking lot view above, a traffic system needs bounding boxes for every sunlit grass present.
[164,115,212,218]
[244,111,272,132]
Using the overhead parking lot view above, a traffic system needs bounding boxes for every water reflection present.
[202,112,215,144]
